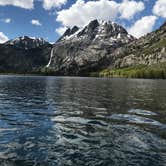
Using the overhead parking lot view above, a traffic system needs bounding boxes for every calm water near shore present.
[0,76,166,166]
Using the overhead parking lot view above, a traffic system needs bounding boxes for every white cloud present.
[0,0,34,9]
[56,26,67,35]
[128,16,157,38]
[4,18,11,23]
[119,0,145,19]
[57,0,117,28]
[0,32,9,43]
[43,0,67,10]
[31,19,42,26]
[56,0,145,30]
[1,18,12,23]
[153,0,166,18]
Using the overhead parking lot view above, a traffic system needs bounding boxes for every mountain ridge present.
[57,20,134,43]
[0,36,52,73]
[5,36,50,50]
[0,19,165,78]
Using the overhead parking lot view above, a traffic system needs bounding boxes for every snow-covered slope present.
[58,20,134,44]
[5,36,50,49]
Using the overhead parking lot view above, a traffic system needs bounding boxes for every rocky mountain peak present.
[47,19,136,75]
[57,26,79,42]
[5,36,50,49]
[58,19,134,43]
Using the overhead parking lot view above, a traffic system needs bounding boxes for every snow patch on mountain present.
[58,19,134,44]
[5,36,50,49]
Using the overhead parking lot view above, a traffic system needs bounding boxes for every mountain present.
[0,19,165,78]
[46,20,134,75]
[0,36,52,73]
[5,36,50,49]
[58,20,134,43]
[111,21,166,68]
[98,21,166,78]
[45,19,166,78]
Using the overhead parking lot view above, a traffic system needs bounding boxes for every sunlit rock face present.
[48,19,135,75]
[111,21,166,68]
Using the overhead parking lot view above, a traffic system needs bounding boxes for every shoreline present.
[0,73,165,79]
[0,62,166,79]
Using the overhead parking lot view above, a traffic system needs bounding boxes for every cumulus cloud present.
[153,0,166,18]
[0,32,9,43]
[56,0,145,29]
[119,0,145,19]
[31,19,42,26]
[0,0,34,9]
[56,26,67,35]
[43,0,67,10]
[128,16,157,38]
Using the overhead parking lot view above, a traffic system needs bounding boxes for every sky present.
[0,0,165,43]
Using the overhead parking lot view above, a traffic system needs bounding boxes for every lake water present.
[0,76,166,166]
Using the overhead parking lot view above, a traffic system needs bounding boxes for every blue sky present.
[0,0,165,43]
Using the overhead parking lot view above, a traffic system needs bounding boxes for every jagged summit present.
[47,19,135,75]
[58,26,79,42]
[58,19,134,43]
[5,36,50,49]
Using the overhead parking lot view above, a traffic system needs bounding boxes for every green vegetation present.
[1,63,166,79]
[40,67,54,75]
[98,63,166,79]
[142,38,166,55]
[36,67,56,75]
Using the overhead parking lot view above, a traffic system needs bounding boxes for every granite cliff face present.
[0,36,52,73]
[46,20,166,76]
[111,21,166,69]
[47,20,134,75]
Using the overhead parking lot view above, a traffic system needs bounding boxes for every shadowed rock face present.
[48,20,135,75]
[0,37,52,73]
[57,26,79,42]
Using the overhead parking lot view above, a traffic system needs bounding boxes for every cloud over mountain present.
[128,16,157,38]
[56,0,145,28]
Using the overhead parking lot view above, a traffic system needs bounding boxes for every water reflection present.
[0,76,165,165]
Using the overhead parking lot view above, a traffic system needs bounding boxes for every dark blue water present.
[0,76,166,166]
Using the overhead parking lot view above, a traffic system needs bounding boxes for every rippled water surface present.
[0,76,166,166]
